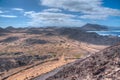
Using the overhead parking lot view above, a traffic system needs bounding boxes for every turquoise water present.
[88,30,120,37]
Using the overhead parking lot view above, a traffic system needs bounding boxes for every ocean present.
[87,30,120,37]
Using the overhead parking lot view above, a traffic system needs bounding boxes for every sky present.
[0,0,120,28]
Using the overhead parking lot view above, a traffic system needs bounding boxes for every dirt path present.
[5,59,74,80]
[34,65,63,80]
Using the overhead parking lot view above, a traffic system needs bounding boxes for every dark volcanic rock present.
[0,37,19,43]
[0,54,53,72]
[26,29,42,34]
[0,58,18,72]
[0,33,6,36]
[25,38,49,45]
[46,43,120,80]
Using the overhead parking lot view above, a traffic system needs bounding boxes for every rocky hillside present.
[81,23,108,31]
[46,43,120,80]
[58,27,120,45]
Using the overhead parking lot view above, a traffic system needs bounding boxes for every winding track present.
[4,58,75,80]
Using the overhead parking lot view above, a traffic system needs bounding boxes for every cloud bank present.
[24,11,85,27]
[41,0,120,20]
[1,0,120,27]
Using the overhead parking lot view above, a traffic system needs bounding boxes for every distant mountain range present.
[0,27,10,33]
[1,23,118,32]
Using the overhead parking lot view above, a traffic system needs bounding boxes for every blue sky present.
[0,0,120,28]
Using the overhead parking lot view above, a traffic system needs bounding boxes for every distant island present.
[81,23,108,31]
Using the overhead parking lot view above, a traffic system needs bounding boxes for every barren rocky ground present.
[44,43,120,80]
[0,27,120,80]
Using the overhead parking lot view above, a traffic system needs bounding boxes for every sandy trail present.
[34,65,63,80]
[5,59,74,80]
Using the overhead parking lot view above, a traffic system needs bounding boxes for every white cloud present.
[43,8,62,12]
[0,15,17,18]
[40,0,120,20]
[12,8,24,12]
[25,11,75,19]
[24,11,85,27]
[80,7,120,20]
[41,0,102,12]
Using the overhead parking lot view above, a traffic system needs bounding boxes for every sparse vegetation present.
[74,53,83,59]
